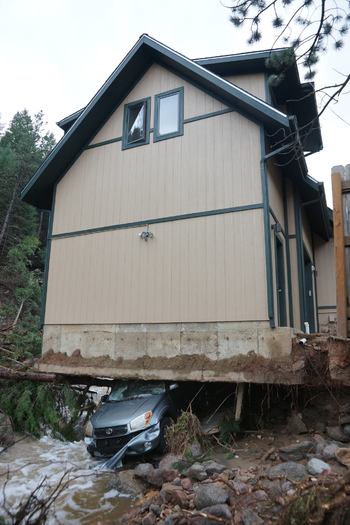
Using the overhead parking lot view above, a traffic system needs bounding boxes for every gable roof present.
[21,34,290,209]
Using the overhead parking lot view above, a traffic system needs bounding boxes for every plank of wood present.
[332,171,347,337]
[234,383,245,421]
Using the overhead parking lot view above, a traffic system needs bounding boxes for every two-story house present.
[21,35,336,384]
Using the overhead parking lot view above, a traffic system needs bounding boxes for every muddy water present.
[0,436,132,524]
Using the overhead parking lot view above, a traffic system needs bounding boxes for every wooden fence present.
[332,164,350,338]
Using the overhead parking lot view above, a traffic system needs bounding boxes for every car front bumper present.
[85,422,161,458]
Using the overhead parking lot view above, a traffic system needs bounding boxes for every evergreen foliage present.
[0,110,86,440]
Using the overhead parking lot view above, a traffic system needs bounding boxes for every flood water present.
[0,435,132,524]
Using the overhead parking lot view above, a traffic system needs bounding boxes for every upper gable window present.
[122,97,150,150]
[154,88,184,142]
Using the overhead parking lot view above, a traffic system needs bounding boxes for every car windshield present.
[108,381,166,402]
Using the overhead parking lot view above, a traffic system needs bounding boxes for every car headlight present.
[129,411,153,431]
[85,420,93,437]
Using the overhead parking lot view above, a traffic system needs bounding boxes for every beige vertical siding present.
[90,64,229,145]
[224,74,266,100]
[53,112,262,235]
[45,210,268,325]
[314,234,336,308]
[286,179,295,235]
[268,161,285,228]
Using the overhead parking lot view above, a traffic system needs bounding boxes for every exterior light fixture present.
[138,225,154,241]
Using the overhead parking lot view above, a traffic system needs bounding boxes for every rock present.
[158,454,182,471]
[343,425,350,437]
[109,469,146,497]
[146,468,164,488]
[0,412,14,447]
[186,462,207,481]
[340,414,350,425]
[142,512,156,525]
[181,477,192,491]
[149,504,161,516]
[268,462,308,482]
[134,463,155,481]
[322,443,339,460]
[160,483,189,508]
[279,440,315,461]
[335,448,350,468]
[232,480,249,495]
[188,441,203,458]
[160,468,178,483]
[202,503,232,520]
[201,460,226,475]
[287,412,307,434]
[307,458,331,475]
[241,508,264,525]
[254,490,268,501]
[194,483,229,509]
[326,425,350,443]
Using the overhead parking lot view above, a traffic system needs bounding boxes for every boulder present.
[307,458,331,475]
[0,412,14,447]
[232,480,249,495]
[202,503,232,520]
[186,462,207,481]
[326,426,350,443]
[134,463,155,481]
[268,462,308,482]
[322,443,339,460]
[335,447,350,468]
[158,453,182,471]
[241,508,264,525]
[108,469,147,497]
[160,483,189,508]
[279,441,315,461]
[193,483,229,509]
[201,460,226,475]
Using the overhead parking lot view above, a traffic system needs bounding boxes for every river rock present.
[107,469,146,496]
[307,458,331,475]
[0,412,14,447]
[268,462,308,482]
[232,480,249,495]
[202,503,232,519]
[158,453,182,471]
[160,483,189,508]
[142,511,156,525]
[186,462,207,481]
[134,463,155,481]
[326,425,350,443]
[343,425,350,437]
[335,447,350,468]
[201,460,226,475]
[322,443,339,460]
[241,508,264,525]
[279,440,315,461]
[193,483,229,509]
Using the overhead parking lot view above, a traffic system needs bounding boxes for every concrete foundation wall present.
[39,322,297,383]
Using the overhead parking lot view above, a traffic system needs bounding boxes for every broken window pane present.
[127,101,146,144]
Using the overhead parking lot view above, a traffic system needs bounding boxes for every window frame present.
[154,87,184,142]
[122,97,151,150]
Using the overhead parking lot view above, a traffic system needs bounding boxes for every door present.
[304,249,316,332]
[275,235,287,326]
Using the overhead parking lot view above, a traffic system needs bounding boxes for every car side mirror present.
[169,383,178,391]
[101,394,109,403]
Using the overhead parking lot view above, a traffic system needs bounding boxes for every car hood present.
[91,394,163,428]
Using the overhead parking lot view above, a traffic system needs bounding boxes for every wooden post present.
[332,168,347,337]
[234,383,245,421]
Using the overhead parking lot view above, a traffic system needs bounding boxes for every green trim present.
[318,305,337,310]
[260,127,275,328]
[50,203,264,240]
[184,108,234,124]
[288,234,296,239]
[274,230,287,326]
[154,87,184,142]
[311,231,320,332]
[40,185,56,326]
[282,178,294,327]
[86,136,122,150]
[294,189,306,328]
[122,97,151,150]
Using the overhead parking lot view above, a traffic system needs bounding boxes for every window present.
[154,88,184,141]
[122,97,150,149]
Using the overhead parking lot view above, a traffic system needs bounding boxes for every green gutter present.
[282,178,294,327]
[294,188,306,329]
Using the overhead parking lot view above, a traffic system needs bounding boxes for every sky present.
[1,0,349,205]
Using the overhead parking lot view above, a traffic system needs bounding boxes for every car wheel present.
[158,416,172,454]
